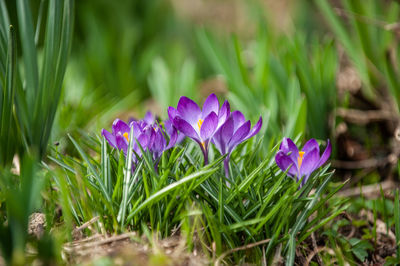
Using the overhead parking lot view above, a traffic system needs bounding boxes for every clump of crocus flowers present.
[101,112,177,165]
[102,93,331,186]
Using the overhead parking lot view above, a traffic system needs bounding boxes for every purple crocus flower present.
[275,138,331,186]
[101,119,134,155]
[168,94,230,165]
[101,113,177,165]
[164,118,186,144]
[131,111,185,145]
[212,111,262,178]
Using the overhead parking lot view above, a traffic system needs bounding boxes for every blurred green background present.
[57,0,334,152]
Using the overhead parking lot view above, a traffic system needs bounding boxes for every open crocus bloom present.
[101,113,177,164]
[275,138,331,186]
[168,93,230,165]
[212,111,262,178]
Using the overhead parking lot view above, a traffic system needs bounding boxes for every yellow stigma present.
[197,119,204,130]
[123,132,129,142]
[298,151,305,167]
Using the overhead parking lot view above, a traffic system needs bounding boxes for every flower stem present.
[202,146,209,166]
[224,157,230,179]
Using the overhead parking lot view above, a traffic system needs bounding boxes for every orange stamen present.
[123,132,129,142]
[298,151,305,167]
[197,119,204,130]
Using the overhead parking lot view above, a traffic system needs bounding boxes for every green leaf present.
[16,0,39,112]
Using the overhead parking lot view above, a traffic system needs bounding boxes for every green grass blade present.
[286,171,334,265]
[68,134,111,203]
[126,168,217,223]
[118,127,135,228]
[16,0,39,111]
[1,25,16,165]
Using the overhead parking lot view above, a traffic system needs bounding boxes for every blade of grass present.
[118,126,134,228]
[68,134,111,203]
[16,0,39,112]
[126,168,217,223]
[286,171,334,266]
[1,25,16,165]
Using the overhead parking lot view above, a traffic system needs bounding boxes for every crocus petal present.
[164,119,184,144]
[139,134,150,149]
[177,96,201,125]
[213,116,234,154]
[130,121,144,137]
[166,128,178,150]
[299,148,319,177]
[112,119,130,135]
[176,134,186,143]
[152,129,166,153]
[231,110,246,131]
[302,138,319,154]
[102,129,117,149]
[164,119,174,136]
[168,107,178,121]
[212,130,223,154]
[228,120,251,152]
[173,116,201,142]
[200,112,218,140]
[144,126,156,148]
[316,139,331,168]
[116,133,128,155]
[275,151,297,177]
[280,137,299,165]
[133,134,150,157]
[143,111,155,125]
[220,116,234,145]
[218,100,230,127]
[202,93,219,118]
[244,116,262,141]
[280,137,298,154]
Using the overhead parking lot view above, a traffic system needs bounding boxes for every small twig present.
[305,247,335,266]
[385,22,400,31]
[346,225,356,240]
[271,243,283,265]
[311,231,323,265]
[334,8,399,32]
[73,216,100,234]
[331,154,394,169]
[68,233,104,245]
[64,232,138,253]
[262,246,267,266]
[336,108,395,125]
[214,238,270,266]
[337,180,398,198]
